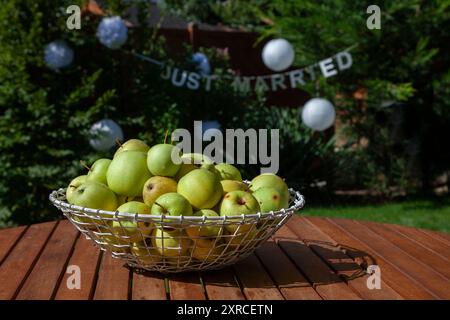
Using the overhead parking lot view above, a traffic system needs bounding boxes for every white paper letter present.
[319,58,338,78]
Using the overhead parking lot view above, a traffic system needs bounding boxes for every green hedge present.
[0,1,340,227]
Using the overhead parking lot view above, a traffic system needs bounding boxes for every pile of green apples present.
[66,138,290,266]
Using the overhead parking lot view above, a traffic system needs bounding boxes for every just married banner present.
[131,48,354,92]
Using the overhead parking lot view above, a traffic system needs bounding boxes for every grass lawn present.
[302,197,450,233]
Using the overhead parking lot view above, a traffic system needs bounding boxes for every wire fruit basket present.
[49,186,305,273]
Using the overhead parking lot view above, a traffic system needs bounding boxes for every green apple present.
[111,201,153,243]
[174,153,213,181]
[219,190,260,233]
[199,162,222,181]
[142,176,177,207]
[66,175,87,203]
[131,241,161,265]
[98,234,130,254]
[220,180,248,195]
[67,181,118,225]
[177,168,223,209]
[215,163,242,181]
[150,192,193,226]
[186,209,222,246]
[147,144,182,177]
[86,158,111,185]
[114,139,149,158]
[191,245,224,263]
[68,181,117,211]
[116,195,135,206]
[151,228,191,257]
[212,200,222,214]
[252,187,284,212]
[226,228,260,250]
[249,173,290,208]
[107,151,152,197]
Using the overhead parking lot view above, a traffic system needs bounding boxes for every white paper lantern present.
[44,40,74,70]
[301,98,336,131]
[96,16,128,49]
[261,38,295,72]
[192,52,211,75]
[89,119,124,151]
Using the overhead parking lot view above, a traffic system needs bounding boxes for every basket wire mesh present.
[49,186,305,273]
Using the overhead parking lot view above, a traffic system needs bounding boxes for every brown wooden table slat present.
[202,267,246,300]
[255,239,322,300]
[420,229,450,246]
[0,221,57,300]
[387,224,450,261]
[0,225,27,265]
[292,217,403,300]
[332,218,450,299]
[306,216,437,300]
[233,253,285,300]
[362,221,450,279]
[169,272,207,300]
[94,254,130,300]
[1,216,449,300]
[16,221,79,300]
[132,271,167,300]
[54,235,102,300]
[435,231,450,243]
[277,236,361,300]
[273,224,299,240]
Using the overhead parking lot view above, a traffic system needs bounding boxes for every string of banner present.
[130,48,354,93]
[43,16,356,151]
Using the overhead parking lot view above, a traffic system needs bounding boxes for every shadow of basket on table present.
[129,240,375,290]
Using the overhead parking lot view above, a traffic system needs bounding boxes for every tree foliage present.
[1,0,448,226]
[0,0,338,226]
[165,0,450,194]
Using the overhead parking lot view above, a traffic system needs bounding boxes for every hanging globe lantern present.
[89,119,124,151]
[301,98,336,131]
[261,38,295,72]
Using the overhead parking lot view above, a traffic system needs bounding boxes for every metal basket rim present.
[49,186,305,223]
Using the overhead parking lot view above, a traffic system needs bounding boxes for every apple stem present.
[154,202,167,213]
[115,138,123,147]
[80,160,91,172]
[164,130,169,144]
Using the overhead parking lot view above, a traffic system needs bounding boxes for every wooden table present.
[0,215,449,300]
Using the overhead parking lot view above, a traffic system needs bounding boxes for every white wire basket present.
[49,185,305,273]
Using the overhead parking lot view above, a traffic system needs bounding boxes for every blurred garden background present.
[0,0,449,232]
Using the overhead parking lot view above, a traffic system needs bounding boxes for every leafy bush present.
[0,1,230,226]
[264,1,450,193]
[167,0,450,194]
[2,0,447,227]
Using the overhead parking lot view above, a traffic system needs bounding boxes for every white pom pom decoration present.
[44,40,74,70]
[261,38,295,72]
[89,119,124,152]
[301,98,336,131]
[96,16,128,49]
